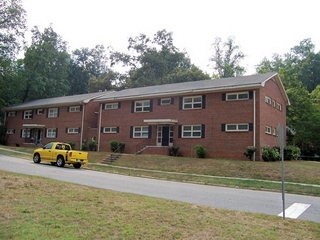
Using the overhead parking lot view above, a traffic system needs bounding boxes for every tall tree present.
[23,26,71,100]
[71,45,117,93]
[210,37,245,78]
[111,29,209,87]
[0,0,26,107]
[257,38,320,155]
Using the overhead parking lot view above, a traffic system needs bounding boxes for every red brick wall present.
[5,102,100,150]
[258,78,287,151]
[98,91,256,159]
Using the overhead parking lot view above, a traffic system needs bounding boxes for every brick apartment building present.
[3,72,289,160]
[4,92,104,150]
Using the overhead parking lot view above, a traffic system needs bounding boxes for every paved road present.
[1,155,319,223]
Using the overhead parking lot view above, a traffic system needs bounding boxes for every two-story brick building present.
[3,72,289,160]
[94,72,289,160]
[4,92,104,149]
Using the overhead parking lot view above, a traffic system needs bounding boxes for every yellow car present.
[33,142,88,168]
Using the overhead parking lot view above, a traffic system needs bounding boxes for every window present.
[48,108,58,118]
[276,103,282,111]
[46,128,57,138]
[103,127,118,133]
[160,98,172,105]
[133,126,149,138]
[104,102,119,110]
[225,123,249,132]
[265,126,272,135]
[134,100,151,112]
[69,106,81,112]
[6,129,15,135]
[23,110,33,119]
[183,96,202,109]
[226,92,249,101]
[7,112,16,117]
[37,108,44,115]
[21,129,30,138]
[182,125,202,138]
[265,96,272,105]
[67,128,80,134]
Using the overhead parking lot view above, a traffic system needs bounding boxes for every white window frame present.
[225,123,249,132]
[160,98,172,106]
[48,108,58,118]
[133,126,149,138]
[67,128,80,134]
[182,125,202,138]
[23,110,33,119]
[6,129,15,135]
[276,103,282,111]
[104,102,119,110]
[21,129,31,138]
[46,128,57,138]
[226,92,249,101]
[8,111,16,117]
[103,127,118,134]
[134,100,151,112]
[183,96,202,109]
[265,96,272,105]
[69,106,81,112]
[37,108,44,115]
[265,126,272,135]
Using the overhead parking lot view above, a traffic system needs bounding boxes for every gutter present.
[80,103,85,150]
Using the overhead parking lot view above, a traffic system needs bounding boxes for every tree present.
[0,0,26,107]
[0,0,26,60]
[111,29,209,87]
[22,26,71,100]
[71,45,116,93]
[210,37,245,78]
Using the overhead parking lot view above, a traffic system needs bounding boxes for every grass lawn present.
[1,145,320,196]
[1,170,319,240]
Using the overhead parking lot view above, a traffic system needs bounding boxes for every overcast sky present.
[22,0,320,75]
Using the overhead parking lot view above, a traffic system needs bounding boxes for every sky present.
[22,0,320,75]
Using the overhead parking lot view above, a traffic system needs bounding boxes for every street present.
[1,155,319,223]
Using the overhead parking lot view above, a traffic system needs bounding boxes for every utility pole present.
[278,124,286,219]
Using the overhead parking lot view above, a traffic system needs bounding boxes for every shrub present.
[110,141,125,153]
[262,147,280,162]
[169,146,180,156]
[284,145,301,160]
[88,140,97,151]
[244,146,256,160]
[195,145,206,158]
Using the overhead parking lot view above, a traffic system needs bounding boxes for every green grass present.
[1,170,319,240]
[1,145,320,196]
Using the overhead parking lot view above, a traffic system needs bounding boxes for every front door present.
[162,126,170,146]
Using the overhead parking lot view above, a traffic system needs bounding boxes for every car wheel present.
[56,156,65,167]
[73,163,81,169]
[33,153,41,164]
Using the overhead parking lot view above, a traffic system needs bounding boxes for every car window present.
[44,142,53,149]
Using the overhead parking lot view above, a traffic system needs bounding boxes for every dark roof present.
[95,72,289,104]
[4,72,289,111]
[4,92,105,111]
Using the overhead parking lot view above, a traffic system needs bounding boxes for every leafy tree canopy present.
[210,37,245,78]
[111,29,209,87]
[22,26,71,100]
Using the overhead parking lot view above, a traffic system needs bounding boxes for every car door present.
[41,142,54,161]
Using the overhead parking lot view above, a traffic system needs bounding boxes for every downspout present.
[97,103,102,152]
[253,90,256,161]
[80,103,85,150]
